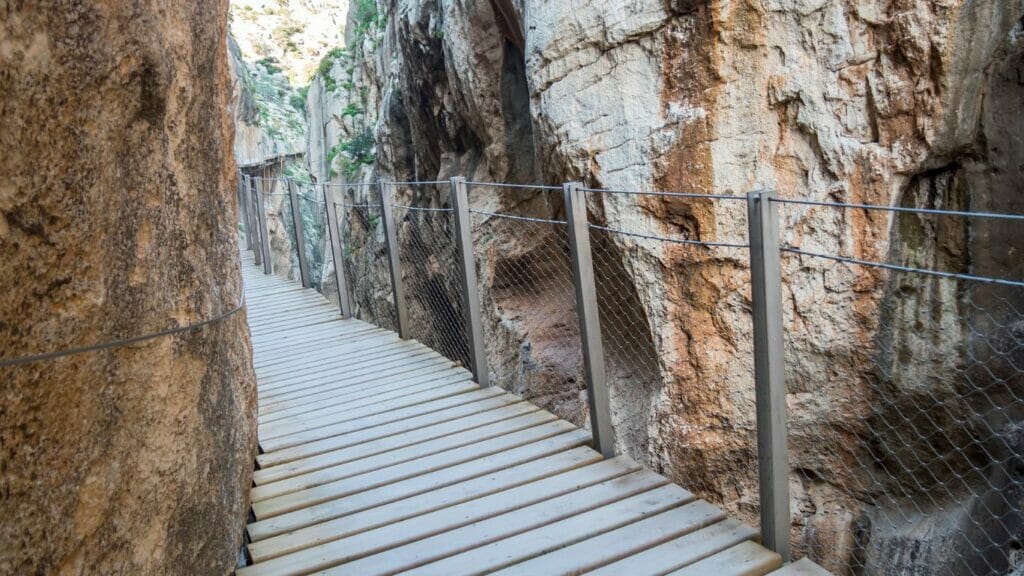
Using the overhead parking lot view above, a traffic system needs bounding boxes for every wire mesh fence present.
[259,178,300,284]
[242,173,1024,575]
[393,196,469,369]
[466,183,586,425]
[776,197,1024,575]
[336,185,398,332]
[293,181,330,293]
[581,187,760,523]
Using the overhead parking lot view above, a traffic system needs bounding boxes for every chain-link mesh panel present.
[261,179,299,284]
[583,191,759,528]
[294,183,330,295]
[340,201,397,332]
[470,206,585,425]
[780,214,1024,574]
[394,205,469,368]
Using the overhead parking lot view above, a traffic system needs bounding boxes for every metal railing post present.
[564,181,615,458]
[323,184,353,318]
[238,173,253,251]
[255,177,273,275]
[451,177,489,387]
[248,175,263,268]
[379,179,410,338]
[287,178,312,288]
[747,189,791,562]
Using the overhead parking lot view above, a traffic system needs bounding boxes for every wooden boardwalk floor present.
[236,255,828,576]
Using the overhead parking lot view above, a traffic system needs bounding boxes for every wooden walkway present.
[236,255,828,576]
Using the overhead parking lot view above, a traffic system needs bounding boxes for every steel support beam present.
[747,189,791,562]
[288,178,312,288]
[255,177,273,275]
[323,184,353,318]
[564,181,615,458]
[248,176,263,268]
[379,180,409,338]
[451,177,489,387]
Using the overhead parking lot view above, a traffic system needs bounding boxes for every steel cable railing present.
[240,171,1024,574]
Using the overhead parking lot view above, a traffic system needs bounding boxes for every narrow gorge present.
[234,0,1024,574]
[2,0,1022,573]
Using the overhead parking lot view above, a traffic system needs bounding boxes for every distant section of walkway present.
[236,252,827,576]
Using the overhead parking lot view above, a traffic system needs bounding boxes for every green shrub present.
[257,56,283,76]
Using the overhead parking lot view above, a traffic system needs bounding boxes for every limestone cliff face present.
[308,1,1024,573]
[0,1,256,573]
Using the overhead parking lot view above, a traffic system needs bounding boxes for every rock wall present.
[307,1,1024,573]
[0,1,256,573]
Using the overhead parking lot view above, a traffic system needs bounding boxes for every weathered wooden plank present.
[252,409,555,502]
[666,541,783,576]
[259,371,472,419]
[261,366,472,415]
[256,388,508,463]
[241,459,649,576]
[247,429,592,541]
[257,347,447,394]
[410,486,710,576]
[254,334,413,378]
[313,468,667,576]
[258,362,464,411]
[248,446,603,560]
[257,349,454,397]
[584,518,760,576]
[254,393,522,475]
[252,419,582,519]
[258,381,478,442]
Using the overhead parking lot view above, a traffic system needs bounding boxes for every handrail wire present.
[383,180,450,186]
[583,187,747,202]
[0,295,247,368]
[589,223,749,249]
[339,202,376,209]
[771,197,1024,221]
[781,246,1024,288]
[469,209,566,225]
[393,204,453,212]
[466,181,562,191]
[321,181,378,188]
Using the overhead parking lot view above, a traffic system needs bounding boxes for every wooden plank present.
[259,370,472,420]
[254,334,414,378]
[240,459,648,576]
[258,361,463,409]
[248,446,603,560]
[410,485,710,576]
[254,402,537,487]
[253,331,401,373]
[256,388,507,463]
[260,352,460,405]
[258,380,478,442]
[258,347,446,394]
[666,541,783,576]
[257,348,450,395]
[585,518,759,576]
[249,323,385,354]
[254,393,522,475]
[313,468,668,576]
[252,409,555,502]
[248,429,591,541]
[769,558,833,575]
[253,419,582,519]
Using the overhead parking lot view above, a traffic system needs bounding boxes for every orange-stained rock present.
[0,1,257,573]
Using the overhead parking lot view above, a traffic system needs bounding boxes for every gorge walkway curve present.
[236,249,828,575]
